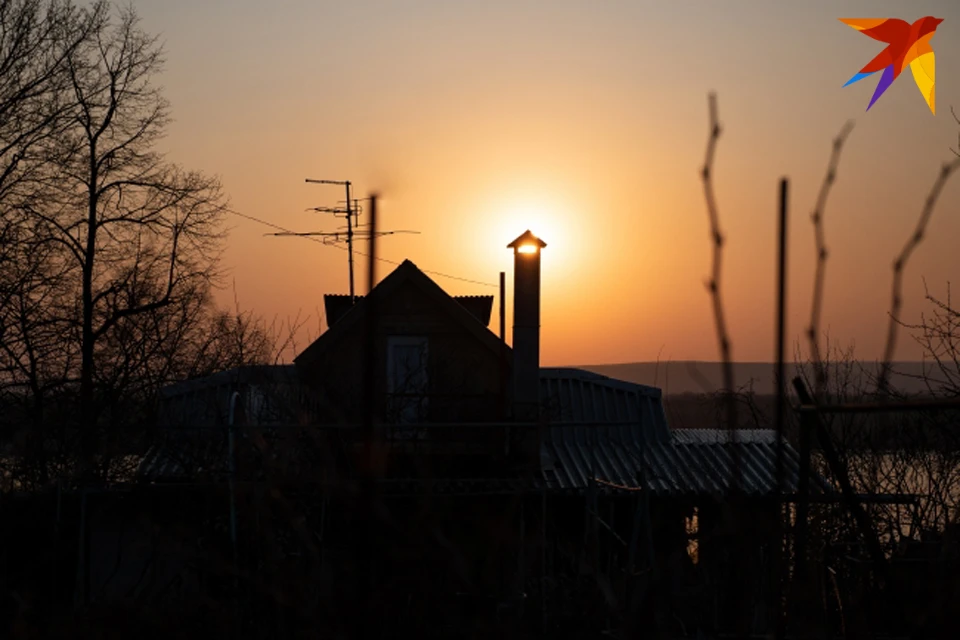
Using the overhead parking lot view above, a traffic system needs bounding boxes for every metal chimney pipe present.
[507,230,547,421]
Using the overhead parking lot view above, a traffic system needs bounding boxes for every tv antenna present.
[270,179,419,303]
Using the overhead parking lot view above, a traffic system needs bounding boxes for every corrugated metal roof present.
[539,368,669,443]
[649,429,816,496]
[538,370,827,497]
[159,365,299,399]
[541,425,828,497]
[155,365,325,430]
[137,437,229,482]
[542,424,646,493]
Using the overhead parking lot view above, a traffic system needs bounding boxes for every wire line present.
[225,207,499,288]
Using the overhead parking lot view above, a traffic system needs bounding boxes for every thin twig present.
[808,121,855,398]
[878,156,960,396]
[700,92,740,490]
[951,106,960,157]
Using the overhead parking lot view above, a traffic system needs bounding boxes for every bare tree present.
[14,5,231,476]
[0,1,107,204]
[0,1,114,488]
[0,4,233,484]
[0,213,78,486]
[0,0,103,395]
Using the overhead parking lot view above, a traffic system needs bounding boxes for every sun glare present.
[488,197,568,256]
[462,188,586,290]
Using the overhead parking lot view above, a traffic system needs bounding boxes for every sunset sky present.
[132,0,960,367]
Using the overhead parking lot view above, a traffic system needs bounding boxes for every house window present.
[387,336,429,424]
[246,385,265,425]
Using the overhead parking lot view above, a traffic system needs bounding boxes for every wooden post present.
[518,497,525,603]
[500,271,509,455]
[774,178,788,639]
[541,490,547,631]
[794,407,812,580]
[73,489,88,610]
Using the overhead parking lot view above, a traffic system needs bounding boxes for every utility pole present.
[269,179,419,305]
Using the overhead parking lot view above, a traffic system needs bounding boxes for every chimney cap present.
[507,230,547,251]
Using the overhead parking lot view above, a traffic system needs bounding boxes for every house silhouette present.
[133,242,823,636]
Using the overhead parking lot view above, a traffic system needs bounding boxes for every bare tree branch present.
[700,92,739,486]
[808,121,854,398]
[878,156,960,396]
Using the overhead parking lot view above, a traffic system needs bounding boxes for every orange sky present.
[134,0,960,366]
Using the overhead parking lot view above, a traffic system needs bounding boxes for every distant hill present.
[572,361,941,397]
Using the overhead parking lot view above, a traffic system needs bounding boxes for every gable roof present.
[296,259,509,368]
[324,293,494,328]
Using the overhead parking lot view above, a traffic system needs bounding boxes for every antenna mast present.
[270,179,419,304]
[304,179,356,300]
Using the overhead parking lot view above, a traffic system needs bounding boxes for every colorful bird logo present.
[840,17,942,114]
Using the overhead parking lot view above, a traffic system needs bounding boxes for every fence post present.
[795,408,812,581]
[73,488,88,610]
[228,391,241,629]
